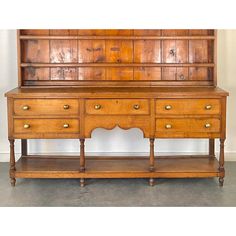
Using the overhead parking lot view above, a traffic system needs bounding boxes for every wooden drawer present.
[85,99,149,115]
[14,99,79,116]
[14,119,79,134]
[156,99,220,115]
[156,118,220,133]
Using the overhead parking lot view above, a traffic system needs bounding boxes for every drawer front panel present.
[14,99,79,116]
[85,99,149,115]
[14,119,79,134]
[156,99,220,115]
[156,118,220,133]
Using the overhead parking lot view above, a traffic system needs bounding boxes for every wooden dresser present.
[5,29,228,187]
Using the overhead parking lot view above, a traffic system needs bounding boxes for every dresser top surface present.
[5,87,228,98]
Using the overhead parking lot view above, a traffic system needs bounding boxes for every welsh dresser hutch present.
[5,29,228,187]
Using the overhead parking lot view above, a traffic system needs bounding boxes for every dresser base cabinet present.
[5,87,228,186]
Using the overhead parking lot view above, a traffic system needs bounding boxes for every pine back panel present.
[18,29,216,87]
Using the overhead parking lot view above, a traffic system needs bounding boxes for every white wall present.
[0,30,235,160]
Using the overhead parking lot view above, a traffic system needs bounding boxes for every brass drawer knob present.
[165,124,172,129]
[205,123,211,128]
[205,105,212,110]
[22,105,29,110]
[94,104,101,110]
[63,104,70,110]
[23,124,30,129]
[165,105,172,110]
[133,104,140,110]
[63,124,69,128]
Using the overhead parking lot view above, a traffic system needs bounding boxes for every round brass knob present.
[23,124,30,129]
[63,104,70,110]
[63,124,69,128]
[133,104,140,110]
[94,104,101,110]
[22,105,29,110]
[179,74,185,80]
[165,105,172,110]
[165,124,172,129]
[205,105,212,110]
[205,123,211,128]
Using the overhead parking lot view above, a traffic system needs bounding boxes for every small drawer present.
[14,99,79,116]
[85,99,149,115]
[156,118,220,133]
[156,99,220,115]
[14,119,79,133]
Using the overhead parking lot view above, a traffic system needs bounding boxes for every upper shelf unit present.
[18,29,217,87]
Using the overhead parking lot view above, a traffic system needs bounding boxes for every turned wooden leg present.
[80,139,85,172]
[219,138,225,187]
[149,138,155,186]
[80,178,85,187]
[79,139,85,186]
[209,139,215,158]
[219,177,224,187]
[21,139,28,156]
[149,138,155,172]
[149,178,154,186]
[9,139,16,187]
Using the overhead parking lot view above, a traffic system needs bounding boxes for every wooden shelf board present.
[21,63,215,67]
[19,35,216,40]
[22,80,214,87]
[15,155,219,178]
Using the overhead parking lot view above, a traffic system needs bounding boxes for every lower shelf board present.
[14,155,220,179]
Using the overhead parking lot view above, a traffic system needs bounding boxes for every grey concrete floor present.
[0,162,236,206]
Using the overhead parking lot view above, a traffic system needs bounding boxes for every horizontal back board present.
[18,29,216,87]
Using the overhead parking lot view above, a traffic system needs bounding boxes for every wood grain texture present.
[134,40,161,63]
[106,68,133,80]
[189,67,209,80]
[20,30,49,35]
[14,118,80,134]
[79,67,106,80]
[162,40,188,63]
[155,99,221,115]
[23,67,50,80]
[14,156,220,178]
[156,118,220,133]
[14,98,79,116]
[106,40,133,63]
[50,30,78,36]
[134,30,161,36]
[50,40,77,63]
[162,67,189,81]
[51,68,77,80]
[19,29,216,85]
[5,87,229,98]
[22,40,49,63]
[134,67,161,80]
[189,40,210,63]
[85,99,150,115]
[78,40,105,63]
[162,30,189,36]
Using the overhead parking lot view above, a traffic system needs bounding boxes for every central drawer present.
[85,99,150,115]
[14,119,79,133]
[156,99,220,115]
[14,99,79,116]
